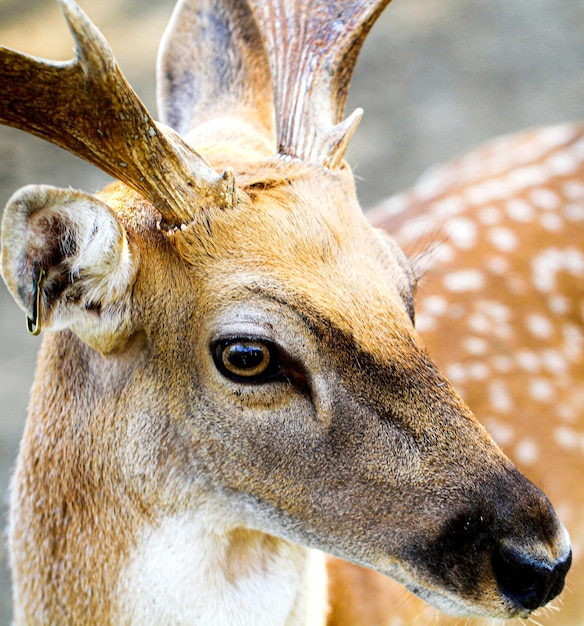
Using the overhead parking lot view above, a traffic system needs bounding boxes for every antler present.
[157,0,392,169]
[0,0,234,227]
[249,0,391,167]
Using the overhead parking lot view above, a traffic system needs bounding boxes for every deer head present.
[0,1,571,624]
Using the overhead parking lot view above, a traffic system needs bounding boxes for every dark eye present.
[212,339,282,382]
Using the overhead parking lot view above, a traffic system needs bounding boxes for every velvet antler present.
[158,0,392,168]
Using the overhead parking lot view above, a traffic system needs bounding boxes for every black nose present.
[491,544,572,611]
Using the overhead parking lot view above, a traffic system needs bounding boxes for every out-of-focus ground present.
[0,0,583,623]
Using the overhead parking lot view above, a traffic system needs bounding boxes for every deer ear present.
[1,185,139,353]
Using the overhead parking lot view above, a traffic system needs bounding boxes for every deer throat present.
[114,511,329,626]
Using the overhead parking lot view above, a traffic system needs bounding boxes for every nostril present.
[491,545,572,611]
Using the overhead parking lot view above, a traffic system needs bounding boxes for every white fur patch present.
[64,198,135,307]
[115,513,328,626]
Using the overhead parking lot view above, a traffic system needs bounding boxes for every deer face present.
[71,163,566,619]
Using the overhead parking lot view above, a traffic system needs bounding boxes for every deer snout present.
[405,466,572,618]
[492,530,572,612]
[487,476,572,615]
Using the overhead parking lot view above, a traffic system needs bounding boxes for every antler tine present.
[248,0,392,168]
[0,0,234,227]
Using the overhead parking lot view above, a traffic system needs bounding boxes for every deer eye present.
[212,339,282,382]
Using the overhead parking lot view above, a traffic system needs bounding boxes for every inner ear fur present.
[1,184,139,353]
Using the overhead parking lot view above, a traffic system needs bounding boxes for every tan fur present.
[0,1,573,625]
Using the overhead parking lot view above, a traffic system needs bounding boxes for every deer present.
[0,0,573,624]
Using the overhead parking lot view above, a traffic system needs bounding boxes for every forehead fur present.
[168,161,418,362]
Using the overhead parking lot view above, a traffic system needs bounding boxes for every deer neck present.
[115,511,329,626]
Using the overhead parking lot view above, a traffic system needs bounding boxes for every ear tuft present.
[1,185,139,352]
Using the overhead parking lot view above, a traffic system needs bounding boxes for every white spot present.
[491,355,514,373]
[515,350,541,372]
[539,124,578,148]
[554,426,579,451]
[529,378,555,403]
[466,179,508,205]
[467,312,491,334]
[563,180,584,200]
[514,439,539,466]
[399,216,441,241]
[371,192,411,218]
[423,295,449,316]
[484,418,515,446]
[414,313,435,333]
[572,137,584,160]
[486,255,510,275]
[467,361,490,380]
[554,426,584,453]
[531,251,556,293]
[488,379,513,413]
[467,303,513,341]
[564,203,584,221]
[557,404,576,423]
[494,324,513,342]
[446,217,478,250]
[540,212,564,232]
[478,206,501,225]
[525,314,554,339]
[530,188,561,211]
[505,198,534,222]
[505,165,548,193]
[548,295,569,315]
[486,301,512,323]
[505,275,528,295]
[430,195,467,217]
[565,248,584,278]
[541,349,568,373]
[488,227,518,252]
[545,151,579,176]
[562,323,583,362]
[531,247,584,292]
[431,243,456,265]
[512,140,549,167]
[463,337,489,356]
[443,270,485,293]
[446,363,467,384]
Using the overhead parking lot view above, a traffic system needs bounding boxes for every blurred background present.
[0,0,583,622]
